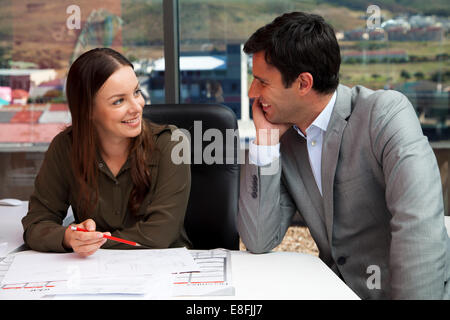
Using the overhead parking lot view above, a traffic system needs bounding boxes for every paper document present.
[0,253,13,284]
[0,254,175,299]
[0,242,7,259]
[173,249,235,296]
[0,253,63,299]
[1,248,234,299]
[1,248,197,299]
[49,273,175,298]
[3,247,199,284]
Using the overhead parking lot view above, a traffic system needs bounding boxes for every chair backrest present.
[143,103,240,250]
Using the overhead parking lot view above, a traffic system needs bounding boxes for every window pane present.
[0,0,163,198]
[177,0,449,214]
[177,0,302,145]
[176,0,449,139]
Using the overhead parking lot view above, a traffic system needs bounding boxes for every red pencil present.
[70,226,141,247]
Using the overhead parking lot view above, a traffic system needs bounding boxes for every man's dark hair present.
[244,11,341,94]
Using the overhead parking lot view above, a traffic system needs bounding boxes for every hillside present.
[122,0,449,48]
[322,0,450,16]
[122,0,373,45]
[0,0,447,70]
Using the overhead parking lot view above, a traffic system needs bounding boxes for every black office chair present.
[143,103,240,250]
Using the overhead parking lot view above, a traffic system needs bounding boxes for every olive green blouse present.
[22,121,191,252]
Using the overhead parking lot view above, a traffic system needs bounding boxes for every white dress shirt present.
[249,91,337,195]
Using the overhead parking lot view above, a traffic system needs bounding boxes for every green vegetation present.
[340,60,449,89]
[320,0,450,16]
[339,39,450,89]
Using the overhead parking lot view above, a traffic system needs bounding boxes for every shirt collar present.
[293,90,337,137]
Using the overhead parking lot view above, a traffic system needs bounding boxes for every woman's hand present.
[63,219,111,257]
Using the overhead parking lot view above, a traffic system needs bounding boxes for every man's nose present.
[248,80,259,99]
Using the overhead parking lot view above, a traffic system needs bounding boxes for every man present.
[238,11,450,299]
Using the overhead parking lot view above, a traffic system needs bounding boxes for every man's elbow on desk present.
[240,237,277,254]
[245,247,271,254]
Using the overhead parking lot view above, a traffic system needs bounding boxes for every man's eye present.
[113,98,124,105]
[134,89,142,96]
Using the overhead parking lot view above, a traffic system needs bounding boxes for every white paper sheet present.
[50,273,175,297]
[0,274,176,299]
[2,247,199,285]
[173,249,235,296]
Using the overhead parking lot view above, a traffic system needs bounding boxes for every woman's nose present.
[131,96,144,112]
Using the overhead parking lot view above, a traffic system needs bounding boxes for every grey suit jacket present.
[238,84,450,299]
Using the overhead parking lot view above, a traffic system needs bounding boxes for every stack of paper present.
[173,249,235,296]
[0,248,200,299]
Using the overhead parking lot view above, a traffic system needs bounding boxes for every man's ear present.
[297,72,313,95]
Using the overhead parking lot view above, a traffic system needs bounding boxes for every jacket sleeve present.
[238,153,297,253]
[104,130,191,249]
[21,133,71,253]
[370,91,449,299]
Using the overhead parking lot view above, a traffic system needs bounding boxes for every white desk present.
[31,251,359,300]
[4,203,450,300]
[218,251,358,300]
[0,202,73,255]
[0,202,358,299]
[0,202,29,255]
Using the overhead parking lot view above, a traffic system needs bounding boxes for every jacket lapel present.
[294,135,326,224]
[321,85,353,246]
[281,129,329,247]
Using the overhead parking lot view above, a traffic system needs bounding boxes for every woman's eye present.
[113,98,124,105]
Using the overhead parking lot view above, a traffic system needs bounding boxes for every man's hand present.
[252,98,290,145]
[63,219,111,257]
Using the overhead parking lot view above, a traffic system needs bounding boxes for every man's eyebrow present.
[253,75,269,83]
[107,83,140,100]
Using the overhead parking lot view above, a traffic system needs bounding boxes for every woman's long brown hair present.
[65,48,154,220]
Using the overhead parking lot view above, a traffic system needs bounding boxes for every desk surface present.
[0,202,28,254]
[6,202,449,300]
[222,251,359,300]
[0,202,359,299]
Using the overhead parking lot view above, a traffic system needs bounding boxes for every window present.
[0,0,163,198]
[174,0,449,140]
[174,0,449,213]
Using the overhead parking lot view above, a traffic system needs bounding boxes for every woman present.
[22,48,191,257]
